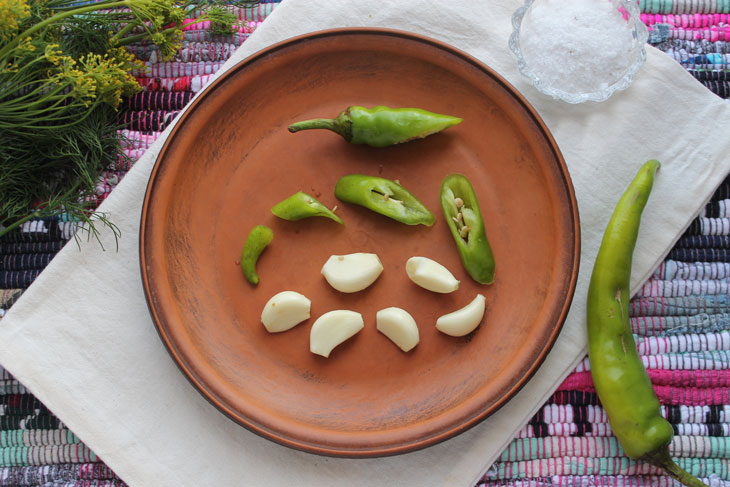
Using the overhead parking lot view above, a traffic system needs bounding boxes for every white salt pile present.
[520,0,637,94]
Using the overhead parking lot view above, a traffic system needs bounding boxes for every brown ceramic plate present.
[140,28,579,457]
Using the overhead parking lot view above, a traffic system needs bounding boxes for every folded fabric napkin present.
[1,0,729,485]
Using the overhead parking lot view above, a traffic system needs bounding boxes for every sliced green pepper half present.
[271,191,343,224]
[334,174,435,226]
[440,174,495,284]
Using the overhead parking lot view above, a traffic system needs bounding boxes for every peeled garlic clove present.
[405,256,459,293]
[321,253,383,293]
[260,291,311,333]
[436,294,486,337]
[310,310,364,357]
[376,307,420,352]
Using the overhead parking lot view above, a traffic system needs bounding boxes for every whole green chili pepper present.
[587,160,707,487]
[440,174,495,285]
[288,106,462,148]
[334,174,435,226]
[240,225,273,285]
[271,191,343,224]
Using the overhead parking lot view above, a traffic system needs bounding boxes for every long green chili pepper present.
[288,106,462,148]
[440,174,495,285]
[240,225,273,285]
[587,160,708,487]
[271,191,344,224]
[334,174,435,226]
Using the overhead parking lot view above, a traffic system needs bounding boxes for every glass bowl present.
[509,0,649,104]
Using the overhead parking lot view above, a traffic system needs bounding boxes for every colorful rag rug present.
[1,1,729,485]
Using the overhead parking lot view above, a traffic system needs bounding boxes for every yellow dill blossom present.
[130,0,183,29]
[153,27,183,61]
[100,47,142,105]
[109,45,144,73]
[0,0,31,42]
[150,32,166,45]
[41,43,141,108]
[16,35,33,52]
[43,42,65,65]
[2,35,33,72]
[45,45,96,105]
[73,49,141,108]
[167,3,186,25]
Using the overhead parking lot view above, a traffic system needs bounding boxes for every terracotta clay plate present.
[140,28,579,457]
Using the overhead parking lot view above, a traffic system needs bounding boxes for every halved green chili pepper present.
[440,174,495,285]
[271,191,343,224]
[240,224,273,285]
[334,174,435,226]
[587,160,707,487]
[288,106,462,148]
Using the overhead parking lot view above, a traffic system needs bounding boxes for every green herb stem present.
[0,212,39,239]
[112,21,138,42]
[2,86,68,111]
[114,23,177,45]
[0,113,97,131]
[115,20,197,45]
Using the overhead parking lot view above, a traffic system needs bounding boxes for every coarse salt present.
[520,0,636,94]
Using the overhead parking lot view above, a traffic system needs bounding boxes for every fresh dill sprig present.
[0,0,257,247]
[207,5,246,36]
[0,104,126,246]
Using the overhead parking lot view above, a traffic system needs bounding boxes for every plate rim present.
[138,26,581,458]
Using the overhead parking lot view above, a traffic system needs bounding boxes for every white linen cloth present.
[2,1,730,486]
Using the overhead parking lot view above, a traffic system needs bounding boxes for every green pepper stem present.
[288,118,337,133]
[642,448,709,487]
[288,110,353,141]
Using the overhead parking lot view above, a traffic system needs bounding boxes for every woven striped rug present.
[1,1,729,485]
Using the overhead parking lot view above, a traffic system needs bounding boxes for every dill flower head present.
[166,2,186,25]
[76,49,141,108]
[43,43,141,109]
[44,44,96,105]
[0,0,31,42]
[129,0,185,30]
[1,35,33,72]
[43,42,65,65]
[153,27,183,61]
[124,0,186,61]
